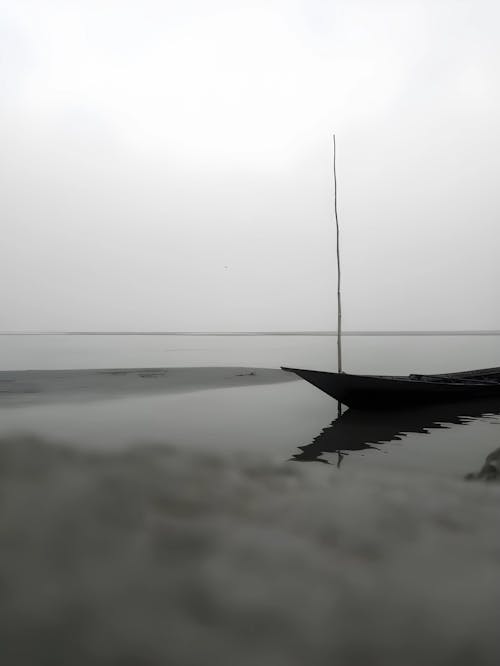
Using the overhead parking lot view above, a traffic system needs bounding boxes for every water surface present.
[1,334,499,479]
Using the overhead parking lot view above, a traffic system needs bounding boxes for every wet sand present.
[0,366,298,406]
[0,434,499,666]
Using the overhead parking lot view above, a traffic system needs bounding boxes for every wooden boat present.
[284,138,500,410]
[281,365,500,409]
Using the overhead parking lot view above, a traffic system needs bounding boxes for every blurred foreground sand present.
[0,435,499,666]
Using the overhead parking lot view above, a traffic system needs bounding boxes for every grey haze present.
[1,0,499,331]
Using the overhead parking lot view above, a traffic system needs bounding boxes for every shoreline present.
[0,366,298,407]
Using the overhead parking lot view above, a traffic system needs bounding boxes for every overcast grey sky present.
[1,0,499,331]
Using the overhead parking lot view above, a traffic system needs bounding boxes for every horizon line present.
[1,330,500,336]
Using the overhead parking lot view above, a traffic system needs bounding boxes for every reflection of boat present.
[291,397,500,465]
[282,366,500,409]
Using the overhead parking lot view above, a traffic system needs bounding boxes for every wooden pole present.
[333,134,342,374]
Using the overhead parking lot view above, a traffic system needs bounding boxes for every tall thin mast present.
[333,134,342,373]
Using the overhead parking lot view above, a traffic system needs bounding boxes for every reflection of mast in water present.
[291,398,500,468]
[296,449,368,469]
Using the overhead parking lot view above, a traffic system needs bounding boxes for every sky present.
[1,0,500,332]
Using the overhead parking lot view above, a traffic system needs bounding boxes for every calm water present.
[1,334,499,478]
[2,332,500,373]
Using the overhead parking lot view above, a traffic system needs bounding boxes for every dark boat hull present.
[282,367,500,409]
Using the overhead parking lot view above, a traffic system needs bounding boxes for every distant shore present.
[2,330,500,336]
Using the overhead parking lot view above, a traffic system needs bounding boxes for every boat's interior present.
[409,369,500,385]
